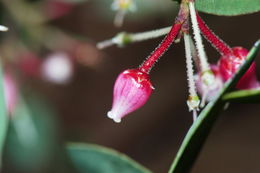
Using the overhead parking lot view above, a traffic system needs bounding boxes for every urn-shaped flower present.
[107,69,153,123]
[218,47,260,89]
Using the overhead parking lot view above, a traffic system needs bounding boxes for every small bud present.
[187,95,200,121]
[107,69,153,123]
[201,70,215,86]
[196,65,224,105]
[187,95,200,111]
[41,52,73,84]
[218,47,260,89]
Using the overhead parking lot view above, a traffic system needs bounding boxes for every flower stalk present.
[196,13,232,55]
[139,2,189,73]
[96,26,171,49]
[184,33,200,121]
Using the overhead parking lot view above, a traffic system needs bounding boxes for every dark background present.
[1,0,260,172]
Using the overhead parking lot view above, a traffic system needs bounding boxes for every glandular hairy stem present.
[139,2,189,73]
[189,1,209,73]
[196,13,232,55]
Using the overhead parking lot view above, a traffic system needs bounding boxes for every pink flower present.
[218,47,260,89]
[3,73,18,115]
[107,69,153,123]
[44,0,73,19]
[41,52,74,84]
[195,65,224,102]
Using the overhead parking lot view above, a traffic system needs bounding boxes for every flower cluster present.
[102,0,259,123]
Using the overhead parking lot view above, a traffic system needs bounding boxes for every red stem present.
[139,22,182,74]
[196,13,232,55]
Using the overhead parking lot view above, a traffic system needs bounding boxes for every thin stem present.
[184,33,200,120]
[192,110,197,122]
[138,1,189,74]
[114,10,126,27]
[139,23,182,73]
[196,13,232,55]
[97,39,114,49]
[96,26,171,49]
[189,2,209,72]
[188,36,201,71]
[184,34,196,96]
[131,26,171,42]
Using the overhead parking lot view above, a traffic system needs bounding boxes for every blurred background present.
[0,0,260,173]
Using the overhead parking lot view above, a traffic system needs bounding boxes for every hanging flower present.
[104,1,260,123]
[218,47,260,89]
[195,65,224,103]
[107,69,153,123]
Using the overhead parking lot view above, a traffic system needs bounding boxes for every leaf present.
[3,93,58,172]
[222,89,260,103]
[0,62,8,166]
[67,143,152,173]
[195,0,260,16]
[168,40,260,173]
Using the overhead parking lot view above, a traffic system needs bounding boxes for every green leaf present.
[195,0,260,16]
[67,143,152,173]
[168,40,260,173]
[223,89,260,103]
[3,93,58,172]
[0,62,8,166]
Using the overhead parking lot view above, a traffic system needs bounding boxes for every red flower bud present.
[107,69,153,123]
[218,47,260,89]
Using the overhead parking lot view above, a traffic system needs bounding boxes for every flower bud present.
[41,52,73,84]
[218,47,260,89]
[196,65,224,103]
[107,69,153,123]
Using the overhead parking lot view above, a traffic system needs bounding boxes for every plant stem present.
[196,13,232,55]
[168,40,260,173]
[189,1,209,72]
[138,1,189,74]
[96,26,171,49]
[130,26,171,42]
[139,23,182,73]
[184,34,197,97]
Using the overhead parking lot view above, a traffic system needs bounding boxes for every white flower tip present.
[0,25,8,32]
[107,111,121,123]
[187,95,200,111]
